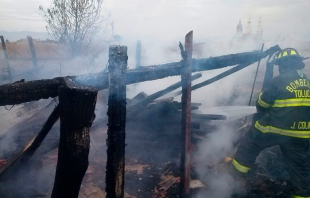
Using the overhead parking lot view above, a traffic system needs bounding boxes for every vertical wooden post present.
[51,84,97,198]
[135,40,141,69]
[0,36,13,81]
[105,45,127,198]
[27,36,38,68]
[180,31,193,196]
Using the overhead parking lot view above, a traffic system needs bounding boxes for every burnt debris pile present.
[0,91,294,198]
[0,40,291,198]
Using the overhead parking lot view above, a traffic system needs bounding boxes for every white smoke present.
[192,124,243,197]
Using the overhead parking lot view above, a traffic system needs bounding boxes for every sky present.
[1,0,310,41]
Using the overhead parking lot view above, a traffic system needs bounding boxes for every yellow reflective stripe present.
[291,50,297,55]
[232,159,250,173]
[273,98,310,107]
[283,51,288,57]
[293,196,310,198]
[257,92,271,108]
[255,121,310,138]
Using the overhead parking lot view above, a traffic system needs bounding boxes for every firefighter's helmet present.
[275,48,303,65]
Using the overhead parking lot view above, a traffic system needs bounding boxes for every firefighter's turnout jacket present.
[232,69,310,198]
[256,69,310,138]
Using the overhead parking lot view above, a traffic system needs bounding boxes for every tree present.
[39,0,104,57]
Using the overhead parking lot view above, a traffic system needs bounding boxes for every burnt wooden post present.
[135,40,141,69]
[51,83,97,198]
[180,31,193,196]
[105,45,127,198]
[0,36,12,81]
[27,36,38,68]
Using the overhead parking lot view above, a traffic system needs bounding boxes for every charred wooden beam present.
[191,113,226,121]
[51,82,97,198]
[173,46,277,96]
[173,61,257,96]
[0,103,60,175]
[26,104,60,156]
[0,137,36,175]
[180,31,193,196]
[0,77,64,106]
[128,73,202,110]
[105,46,127,198]
[71,45,280,89]
[0,45,280,107]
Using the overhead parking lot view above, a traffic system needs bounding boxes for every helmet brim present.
[274,56,304,65]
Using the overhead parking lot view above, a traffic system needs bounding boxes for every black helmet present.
[275,48,303,65]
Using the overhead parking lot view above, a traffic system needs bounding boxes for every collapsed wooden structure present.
[0,31,281,197]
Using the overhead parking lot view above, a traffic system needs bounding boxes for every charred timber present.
[71,45,280,89]
[127,73,202,110]
[26,104,60,157]
[105,46,127,198]
[180,31,193,195]
[0,46,280,106]
[0,77,64,106]
[51,84,97,198]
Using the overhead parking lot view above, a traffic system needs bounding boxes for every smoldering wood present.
[0,35,13,81]
[105,46,127,198]
[0,136,36,175]
[51,85,97,198]
[130,91,148,103]
[174,45,280,96]
[70,45,280,89]
[128,73,202,110]
[0,42,280,197]
[0,103,60,175]
[180,31,193,195]
[173,61,260,97]
[0,77,65,106]
[27,36,38,68]
[0,93,204,177]
[191,113,226,121]
[0,45,279,107]
[26,104,60,157]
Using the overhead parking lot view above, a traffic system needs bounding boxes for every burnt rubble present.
[0,89,296,198]
[0,42,295,198]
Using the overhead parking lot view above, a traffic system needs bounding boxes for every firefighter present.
[232,48,310,198]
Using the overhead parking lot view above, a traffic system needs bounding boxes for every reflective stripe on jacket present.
[255,70,310,138]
